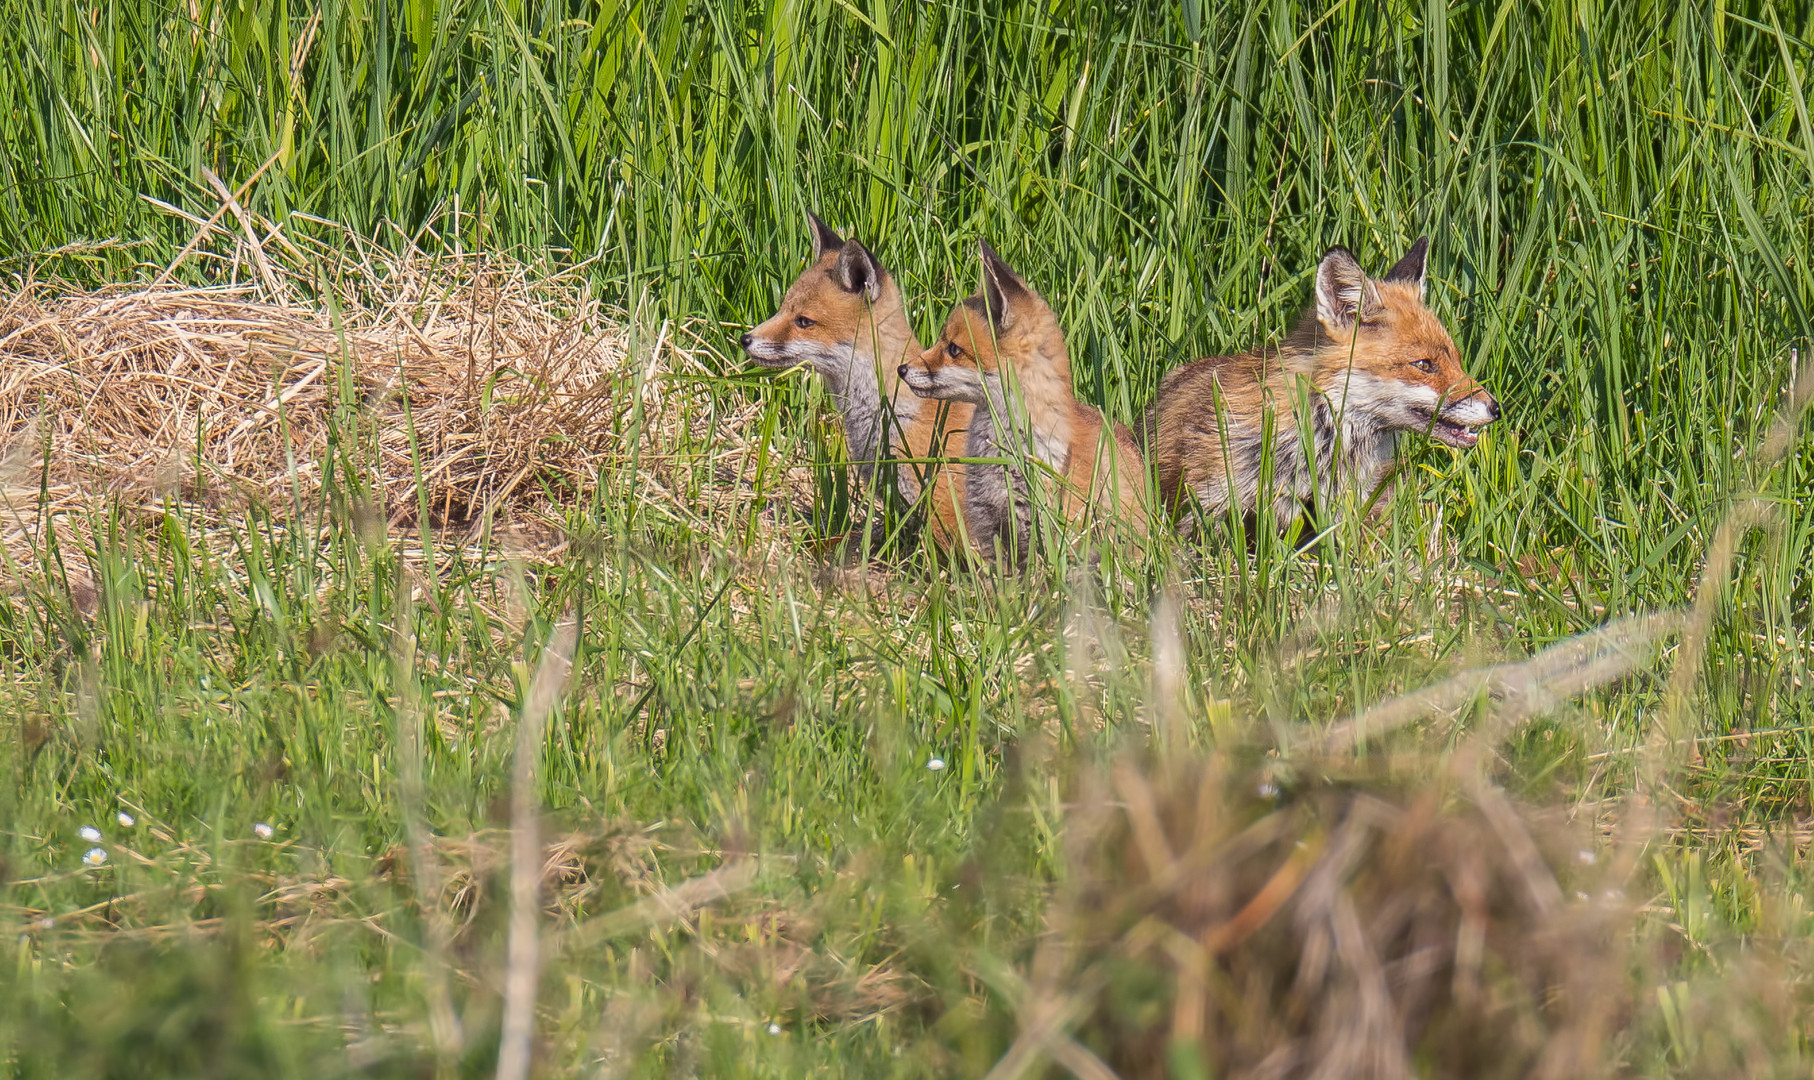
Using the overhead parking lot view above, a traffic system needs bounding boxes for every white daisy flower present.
[82,847,107,867]
[926,757,946,772]
[78,825,102,843]
[767,1023,782,1035]
[253,822,275,840]
[117,812,135,828]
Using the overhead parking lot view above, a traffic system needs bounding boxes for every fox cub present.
[1141,238,1498,533]
[740,214,974,548]
[898,242,1147,565]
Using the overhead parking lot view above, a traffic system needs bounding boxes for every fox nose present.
[897,364,910,379]
[738,331,753,350]
[1483,393,1501,421]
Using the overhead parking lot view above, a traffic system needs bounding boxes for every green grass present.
[4,0,1814,1075]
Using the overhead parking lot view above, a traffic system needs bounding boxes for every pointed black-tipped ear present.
[1382,236,1430,296]
[808,212,844,261]
[831,239,884,301]
[978,239,1028,329]
[1315,245,1381,330]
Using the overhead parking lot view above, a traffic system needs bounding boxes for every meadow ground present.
[3,1,1814,1076]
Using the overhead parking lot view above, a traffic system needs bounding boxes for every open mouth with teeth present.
[1413,408,1489,449]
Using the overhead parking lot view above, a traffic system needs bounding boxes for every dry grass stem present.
[497,608,579,1080]
[1319,610,1682,757]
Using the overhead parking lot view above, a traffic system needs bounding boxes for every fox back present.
[1143,239,1497,532]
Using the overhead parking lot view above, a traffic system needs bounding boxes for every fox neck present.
[1303,350,1401,502]
[825,284,923,480]
[982,340,1074,473]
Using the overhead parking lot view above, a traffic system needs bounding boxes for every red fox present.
[1141,238,1498,533]
[740,214,974,549]
[898,241,1148,564]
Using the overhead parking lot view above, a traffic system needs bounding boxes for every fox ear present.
[831,239,884,301]
[978,239,1028,330]
[1315,246,1381,331]
[808,212,845,261]
[1382,236,1430,297]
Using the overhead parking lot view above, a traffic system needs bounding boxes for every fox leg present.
[962,412,1034,567]
[1003,465,1033,567]
[962,413,1009,561]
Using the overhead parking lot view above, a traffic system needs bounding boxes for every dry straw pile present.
[0,217,743,566]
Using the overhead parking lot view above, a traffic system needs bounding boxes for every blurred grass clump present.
[3,0,1814,1076]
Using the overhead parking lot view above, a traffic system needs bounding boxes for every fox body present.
[740,214,974,547]
[1141,239,1498,532]
[899,242,1147,564]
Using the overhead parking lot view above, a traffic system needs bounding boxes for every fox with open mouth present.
[1140,238,1499,533]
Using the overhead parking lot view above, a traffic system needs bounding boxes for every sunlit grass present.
[2,0,1813,1075]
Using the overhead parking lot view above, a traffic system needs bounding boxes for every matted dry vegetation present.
[0,228,758,567]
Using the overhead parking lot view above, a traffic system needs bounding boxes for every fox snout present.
[898,358,939,397]
[899,351,985,403]
[1443,385,1500,423]
[1423,385,1500,449]
[739,322,809,369]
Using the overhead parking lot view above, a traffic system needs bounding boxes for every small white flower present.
[36,917,54,931]
[77,826,102,843]
[926,757,946,772]
[117,812,135,828]
[766,1023,782,1036]
[1576,849,1596,865]
[1257,782,1280,799]
[82,847,107,867]
[253,822,275,840]
[1575,890,1590,902]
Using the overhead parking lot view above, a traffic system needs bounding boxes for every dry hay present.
[0,234,756,568]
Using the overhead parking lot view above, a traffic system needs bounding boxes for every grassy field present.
[4,0,1814,1075]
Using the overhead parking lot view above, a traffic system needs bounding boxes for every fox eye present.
[1410,358,1436,374]
[794,316,815,329]
[945,342,963,359]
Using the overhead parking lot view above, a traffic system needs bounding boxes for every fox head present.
[740,213,897,378]
[1307,238,1499,448]
[900,240,1066,405]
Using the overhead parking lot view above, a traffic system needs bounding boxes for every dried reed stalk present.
[496,606,579,1080]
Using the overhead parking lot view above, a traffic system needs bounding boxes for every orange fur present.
[900,243,1147,562]
[1141,239,1498,532]
[741,215,975,549]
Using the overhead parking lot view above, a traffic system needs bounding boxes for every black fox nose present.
[738,332,753,350]
[898,364,910,379]
[1484,394,1501,420]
